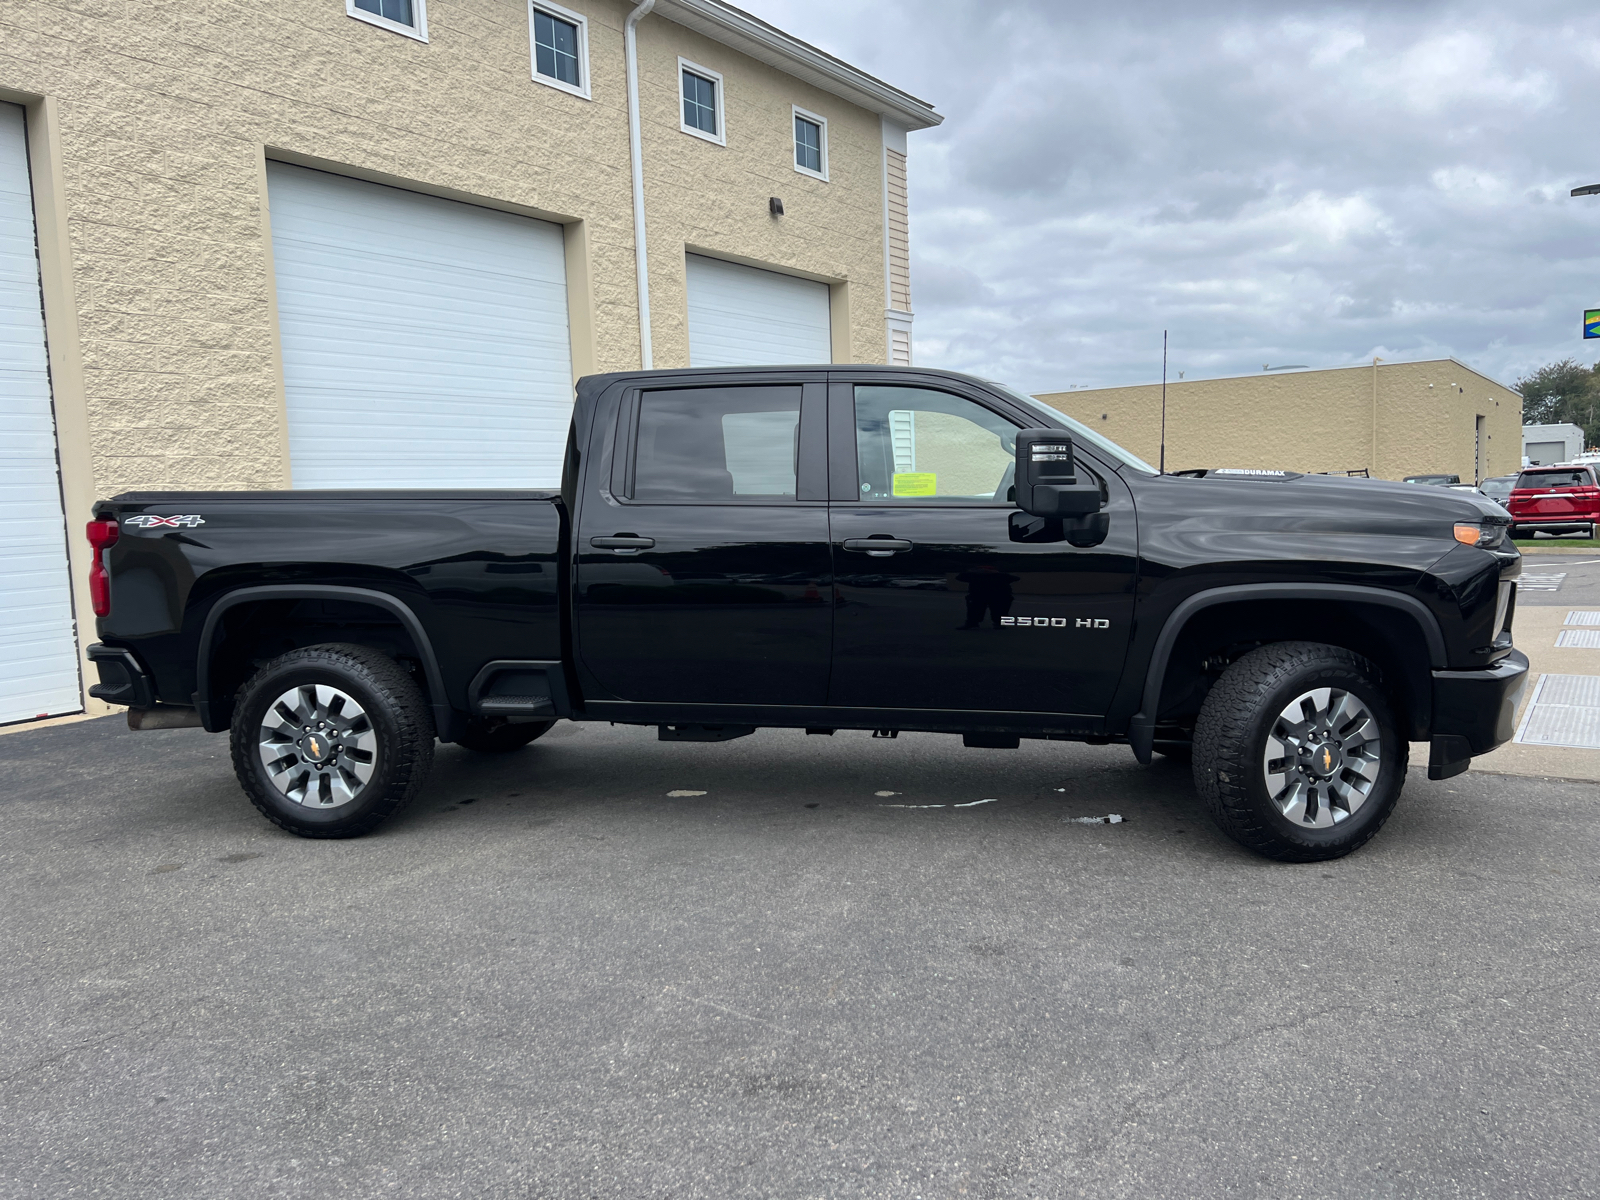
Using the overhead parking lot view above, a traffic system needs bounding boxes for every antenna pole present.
[1159,330,1168,475]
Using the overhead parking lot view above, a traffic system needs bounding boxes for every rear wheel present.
[454,717,554,754]
[1192,641,1405,862]
[230,643,434,839]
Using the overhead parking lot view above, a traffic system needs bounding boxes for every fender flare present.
[194,584,455,738]
[1127,583,1448,764]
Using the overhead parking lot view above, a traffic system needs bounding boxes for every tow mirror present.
[1014,430,1103,518]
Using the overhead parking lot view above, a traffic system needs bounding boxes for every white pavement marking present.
[1519,573,1568,592]
[1514,673,1600,750]
[1066,814,1126,825]
[1565,611,1600,625]
[1556,629,1600,648]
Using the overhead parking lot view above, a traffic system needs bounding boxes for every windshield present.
[1517,469,1590,489]
[982,380,1159,475]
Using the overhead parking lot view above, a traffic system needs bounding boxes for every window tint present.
[795,115,822,173]
[854,386,1019,502]
[355,0,413,25]
[633,388,799,502]
[533,8,580,86]
[1517,469,1590,488]
[683,70,718,135]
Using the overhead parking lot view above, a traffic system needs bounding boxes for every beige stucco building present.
[0,0,938,724]
[1037,359,1523,483]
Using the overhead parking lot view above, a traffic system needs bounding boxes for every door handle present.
[842,538,912,557]
[590,535,655,551]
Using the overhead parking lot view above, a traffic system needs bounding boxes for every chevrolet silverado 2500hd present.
[85,366,1526,862]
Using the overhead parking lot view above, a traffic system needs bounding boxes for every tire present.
[230,643,435,839]
[454,717,554,754]
[1192,641,1406,863]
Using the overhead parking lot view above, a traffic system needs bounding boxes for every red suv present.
[1509,465,1600,538]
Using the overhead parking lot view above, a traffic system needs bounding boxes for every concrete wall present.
[0,0,895,497]
[1037,359,1523,482]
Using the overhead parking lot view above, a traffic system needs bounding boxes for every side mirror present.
[1014,430,1103,518]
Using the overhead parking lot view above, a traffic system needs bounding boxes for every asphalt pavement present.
[1517,553,1600,607]
[3,716,1598,1199]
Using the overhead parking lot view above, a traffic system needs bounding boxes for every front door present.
[575,381,832,706]
[827,380,1138,718]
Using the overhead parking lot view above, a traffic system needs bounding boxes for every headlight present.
[1454,522,1508,549]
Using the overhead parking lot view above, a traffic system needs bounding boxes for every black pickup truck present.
[85,365,1526,862]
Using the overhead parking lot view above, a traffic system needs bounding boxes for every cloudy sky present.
[750,0,1600,394]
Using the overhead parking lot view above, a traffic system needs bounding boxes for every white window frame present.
[792,105,828,182]
[678,57,726,147]
[528,0,590,100]
[345,0,429,42]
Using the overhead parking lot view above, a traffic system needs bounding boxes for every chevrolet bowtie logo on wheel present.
[1323,747,1333,772]
[124,514,205,528]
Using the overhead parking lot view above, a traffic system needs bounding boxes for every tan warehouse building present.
[0,0,939,724]
[1037,359,1522,483]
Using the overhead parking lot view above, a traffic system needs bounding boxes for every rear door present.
[574,379,832,705]
[825,377,1139,718]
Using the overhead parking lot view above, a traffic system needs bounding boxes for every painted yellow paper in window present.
[892,472,937,496]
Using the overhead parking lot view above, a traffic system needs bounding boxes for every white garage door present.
[0,104,80,725]
[267,163,574,488]
[686,254,831,367]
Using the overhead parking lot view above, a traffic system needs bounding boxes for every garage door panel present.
[0,102,80,725]
[686,254,831,367]
[267,162,574,489]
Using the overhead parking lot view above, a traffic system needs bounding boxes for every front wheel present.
[230,643,435,838]
[1192,641,1405,862]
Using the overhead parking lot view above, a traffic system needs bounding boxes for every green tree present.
[1515,358,1600,452]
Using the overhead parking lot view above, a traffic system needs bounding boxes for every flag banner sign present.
[1586,310,1600,339]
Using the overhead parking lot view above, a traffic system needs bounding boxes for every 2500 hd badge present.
[1001,616,1112,628]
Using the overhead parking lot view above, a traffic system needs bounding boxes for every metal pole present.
[1159,330,1167,475]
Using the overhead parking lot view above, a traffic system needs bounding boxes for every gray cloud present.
[749,0,1600,392]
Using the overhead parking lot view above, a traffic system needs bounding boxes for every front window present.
[532,5,583,90]
[793,109,827,179]
[347,0,427,40]
[854,386,1019,503]
[982,380,1159,475]
[679,61,724,144]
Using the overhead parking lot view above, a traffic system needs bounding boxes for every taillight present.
[85,519,118,616]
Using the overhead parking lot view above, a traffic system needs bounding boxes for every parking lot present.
[4,699,1599,1199]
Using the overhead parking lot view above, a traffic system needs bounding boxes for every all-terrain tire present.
[454,718,554,753]
[1192,641,1406,863]
[230,643,434,839]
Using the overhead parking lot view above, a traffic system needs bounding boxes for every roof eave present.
[655,0,943,130]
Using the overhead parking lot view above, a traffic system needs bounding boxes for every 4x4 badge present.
[124,514,205,528]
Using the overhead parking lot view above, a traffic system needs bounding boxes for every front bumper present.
[1426,649,1530,779]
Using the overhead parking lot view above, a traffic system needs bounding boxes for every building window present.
[679,59,725,146]
[346,0,428,41]
[529,1,589,98]
[793,106,828,181]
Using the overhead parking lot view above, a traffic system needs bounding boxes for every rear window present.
[1516,469,1591,489]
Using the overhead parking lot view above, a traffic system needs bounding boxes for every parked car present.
[1478,475,1519,507]
[85,365,1525,863]
[1508,465,1600,539]
[1404,474,1461,486]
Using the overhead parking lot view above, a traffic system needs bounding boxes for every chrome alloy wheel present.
[257,684,377,809]
[1262,686,1382,828]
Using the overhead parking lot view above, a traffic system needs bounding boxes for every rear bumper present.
[1426,649,1529,779]
[85,643,155,709]
[1511,520,1593,534]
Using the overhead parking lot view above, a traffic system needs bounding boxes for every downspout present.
[625,0,656,369]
